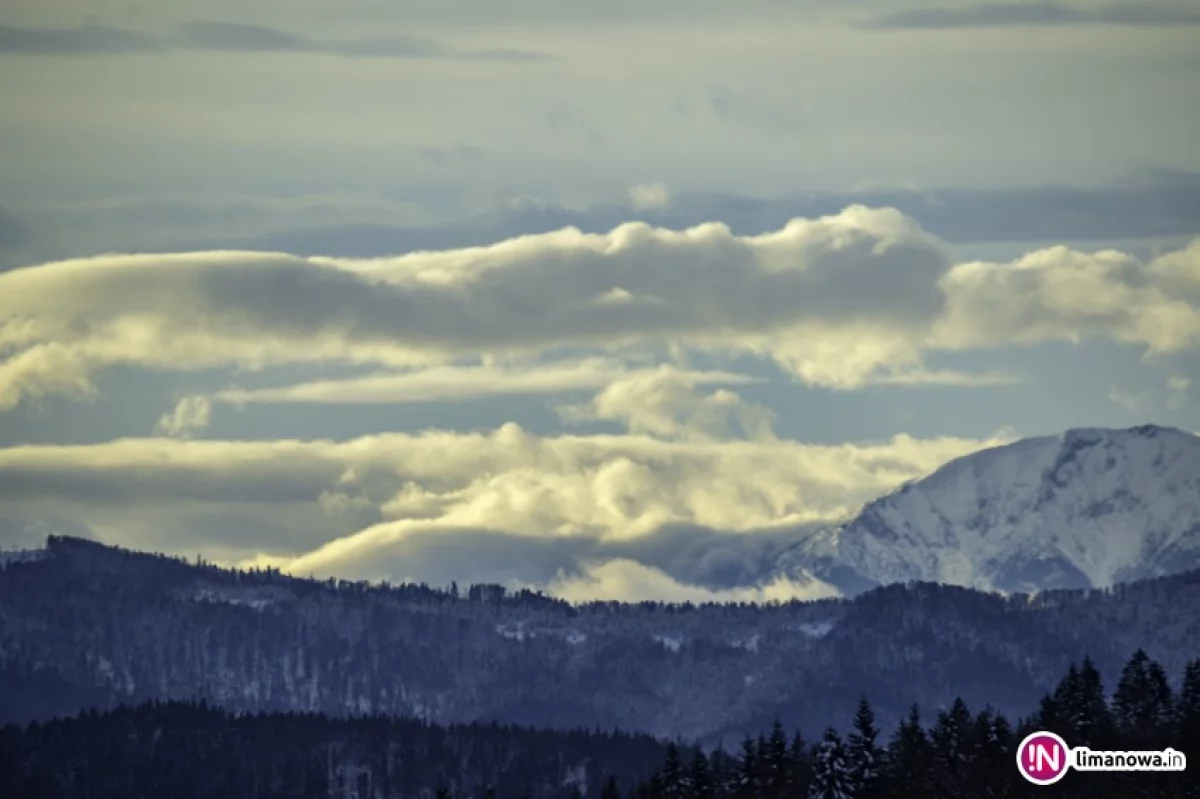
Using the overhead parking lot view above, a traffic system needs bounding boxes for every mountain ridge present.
[3,533,1199,742]
[774,424,1200,595]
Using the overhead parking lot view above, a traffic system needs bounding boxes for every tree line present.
[629,648,1200,799]
[1,648,1196,798]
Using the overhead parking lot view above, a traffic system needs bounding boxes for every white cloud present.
[0,206,954,404]
[1108,386,1150,413]
[0,342,96,411]
[215,359,758,405]
[546,558,839,604]
[556,365,776,441]
[0,426,1012,595]
[2,209,1197,414]
[628,182,671,212]
[1167,373,1191,409]
[152,395,213,438]
[867,368,1021,387]
[934,241,1200,353]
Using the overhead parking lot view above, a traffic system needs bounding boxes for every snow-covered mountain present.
[775,425,1200,594]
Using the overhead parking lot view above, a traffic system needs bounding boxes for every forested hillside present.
[2,536,1199,743]
[0,701,671,798]
[631,650,1200,798]
[3,650,1195,798]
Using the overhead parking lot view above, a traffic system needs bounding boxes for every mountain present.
[774,425,1200,595]
[2,535,1198,745]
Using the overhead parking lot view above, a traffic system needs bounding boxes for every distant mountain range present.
[2,424,1198,743]
[774,425,1200,595]
[2,534,1198,745]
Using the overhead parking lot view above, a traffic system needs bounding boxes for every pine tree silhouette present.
[808,727,852,799]
[847,697,882,799]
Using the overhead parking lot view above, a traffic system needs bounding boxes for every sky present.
[1,0,1198,602]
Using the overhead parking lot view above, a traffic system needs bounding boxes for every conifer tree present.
[661,742,686,798]
[1114,649,1175,748]
[763,719,789,794]
[847,697,882,799]
[966,708,1015,799]
[882,705,932,799]
[733,736,759,799]
[788,729,813,795]
[639,772,665,799]
[930,697,973,799]
[688,749,713,799]
[808,727,852,799]
[1072,656,1116,747]
[1049,663,1081,728]
[601,775,622,799]
[1175,659,1200,757]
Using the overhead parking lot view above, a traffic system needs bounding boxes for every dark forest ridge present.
[3,535,1198,744]
[13,529,1200,610]
[3,648,1197,798]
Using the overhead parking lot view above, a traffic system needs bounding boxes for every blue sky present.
[0,0,1198,600]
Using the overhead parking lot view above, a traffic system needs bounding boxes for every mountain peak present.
[778,425,1200,595]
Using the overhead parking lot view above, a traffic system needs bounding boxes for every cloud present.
[0,427,1011,595]
[1108,386,1150,412]
[556,367,777,441]
[179,21,554,63]
[546,559,839,604]
[856,1,1200,30]
[3,209,1198,413]
[0,344,96,412]
[18,180,1200,266]
[214,360,757,406]
[0,206,957,403]
[174,21,314,52]
[1167,374,1191,393]
[1167,374,1191,409]
[152,396,213,439]
[0,21,554,62]
[241,179,1200,258]
[866,368,1022,387]
[0,23,160,55]
[932,240,1200,354]
[629,183,671,212]
[180,21,555,62]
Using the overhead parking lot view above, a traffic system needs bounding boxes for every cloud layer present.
[2,206,1197,598]
[2,207,1198,414]
[857,1,1200,30]
[0,21,553,61]
[214,361,757,407]
[0,425,1010,598]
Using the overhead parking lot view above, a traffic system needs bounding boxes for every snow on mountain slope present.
[777,425,1200,594]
